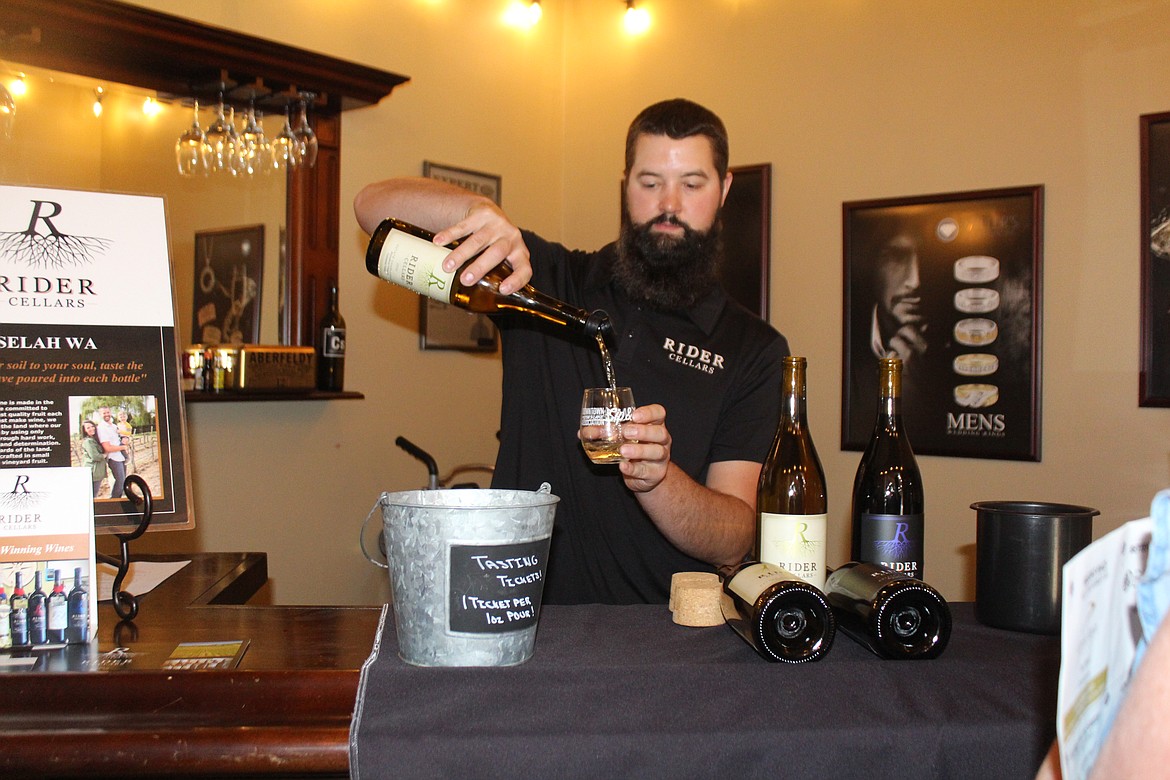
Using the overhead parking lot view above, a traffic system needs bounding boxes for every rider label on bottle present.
[758,512,828,589]
[858,513,924,578]
[375,228,456,302]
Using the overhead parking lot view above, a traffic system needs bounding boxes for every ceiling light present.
[624,1,650,35]
[504,1,542,29]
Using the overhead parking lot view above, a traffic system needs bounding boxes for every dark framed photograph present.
[419,162,502,351]
[721,163,771,319]
[1141,111,1170,406]
[842,186,1044,461]
[192,225,263,345]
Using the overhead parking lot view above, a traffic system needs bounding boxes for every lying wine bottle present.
[822,561,951,660]
[719,561,836,663]
[365,217,612,338]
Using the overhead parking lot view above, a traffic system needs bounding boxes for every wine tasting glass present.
[175,100,206,176]
[579,387,636,464]
[293,99,318,168]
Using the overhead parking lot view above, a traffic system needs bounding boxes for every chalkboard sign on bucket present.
[378,485,559,666]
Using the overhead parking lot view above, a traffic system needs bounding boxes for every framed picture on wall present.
[1140,111,1170,407]
[841,186,1044,461]
[192,225,263,345]
[721,163,771,319]
[419,162,502,351]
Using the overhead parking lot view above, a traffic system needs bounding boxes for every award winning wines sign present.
[0,186,193,531]
[0,466,97,652]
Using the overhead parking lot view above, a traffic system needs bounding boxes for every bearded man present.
[355,99,790,604]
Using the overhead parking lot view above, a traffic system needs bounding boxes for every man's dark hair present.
[624,98,729,180]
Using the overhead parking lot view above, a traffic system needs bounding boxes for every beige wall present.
[113,0,1170,605]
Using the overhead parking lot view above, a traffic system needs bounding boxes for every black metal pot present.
[972,500,1098,634]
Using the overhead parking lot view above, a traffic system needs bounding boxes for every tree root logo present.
[874,523,912,558]
[1,474,46,516]
[0,200,111,270]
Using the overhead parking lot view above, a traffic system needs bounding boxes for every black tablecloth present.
[350,603,1058,779]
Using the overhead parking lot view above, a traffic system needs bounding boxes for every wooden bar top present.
[0,552,382,778]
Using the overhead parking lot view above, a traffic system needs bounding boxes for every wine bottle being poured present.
[365,217,612,339]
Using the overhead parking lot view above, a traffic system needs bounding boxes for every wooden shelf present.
[184,390,364,403]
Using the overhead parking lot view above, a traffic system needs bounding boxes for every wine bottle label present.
[758,512,828,589]
[48,603,67,630]
[858,513,924,579]
[321,326,346,357]
[727,561,801,604]
[374,228,456,302]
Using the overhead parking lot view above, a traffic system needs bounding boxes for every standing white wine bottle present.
[851,357,925,579]
[755,356,829,589]
[364,217,611,339]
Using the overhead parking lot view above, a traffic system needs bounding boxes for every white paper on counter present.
[97,559,190,602]
[1056,517,1152,780]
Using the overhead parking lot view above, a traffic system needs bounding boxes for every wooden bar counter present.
[0,553,381,778]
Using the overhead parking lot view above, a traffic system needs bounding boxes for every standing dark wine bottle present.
[27,570,47,645]
[756,356,829,589]
[46,569,67,644]
[67,567,89,645]
[823,561,951,659]
[0,586,10,649]
[317,283,346,391]
[719,561,836,663]
[365,217,611,338]
[9,572,28,647]
[851,357,925,579]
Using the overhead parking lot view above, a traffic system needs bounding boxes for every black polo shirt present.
[492,231,790,604]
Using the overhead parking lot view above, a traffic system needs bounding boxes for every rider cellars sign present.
[0,186,193,532]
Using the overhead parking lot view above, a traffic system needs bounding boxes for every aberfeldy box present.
[236,346,316,391]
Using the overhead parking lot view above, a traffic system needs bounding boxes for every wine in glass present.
[580,387,637,464]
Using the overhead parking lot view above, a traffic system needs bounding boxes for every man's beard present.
[614,212,723,311]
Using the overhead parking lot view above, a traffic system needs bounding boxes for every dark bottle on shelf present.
[851,357,925,579]
[755,356,829,589]
[365,217,612,339]
[67,567,90,645]
[317,283,347,391]
[27,571,47,645]
[719,561,836,663]
[9,573,28,647]
[46,569,68,644]
[823,561,951,660]
[0,585,10,649]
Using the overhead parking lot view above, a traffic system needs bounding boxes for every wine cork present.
[669,571,723,627]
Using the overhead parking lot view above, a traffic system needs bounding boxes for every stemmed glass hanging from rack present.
[224,106,245,176]
[202,94,233,174]
[271,105,300,171]
[175,100,206,176]
[293,99,318,168]
[239,100,271,175]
